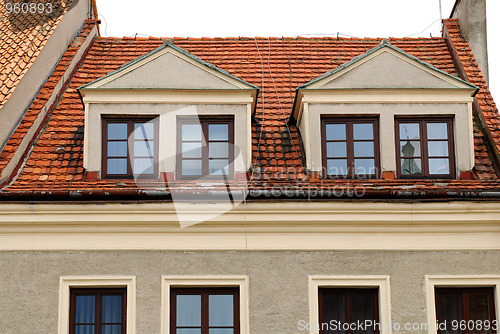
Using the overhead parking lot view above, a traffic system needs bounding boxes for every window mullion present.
[202,122,209,177]
[347,121,355,178]
[96,292,102,334]
[127,121,134,177]
[346,290,353,334]
[202,292,209,334]
[420,120,428,176]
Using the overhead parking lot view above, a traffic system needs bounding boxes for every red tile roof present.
[0,19,499,200]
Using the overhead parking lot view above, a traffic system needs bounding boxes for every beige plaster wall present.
[84,103,250,176]
[0,250,498,334]
[100,52,238,90]
[301,103,474,175]
[320,52,458,89]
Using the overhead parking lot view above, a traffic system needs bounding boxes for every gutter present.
[0,187,500,202]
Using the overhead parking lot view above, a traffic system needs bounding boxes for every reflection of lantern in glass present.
[402,141,421,175]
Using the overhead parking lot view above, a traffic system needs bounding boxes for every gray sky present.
[97,0,498,102]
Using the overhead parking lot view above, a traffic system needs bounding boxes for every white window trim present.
[161,275,249,334]
[425,275,500,334]
[308,275,392,334]
[58,276,136,334]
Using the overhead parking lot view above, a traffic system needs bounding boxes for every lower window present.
[170,287,240,334]
[319,288,380,334]
[435,288,497,334]
[70,288,126,334]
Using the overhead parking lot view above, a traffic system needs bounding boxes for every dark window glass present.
[396,119,454,178]
[319,288,379,334]
[177,118,234,179]
[102,118,158,179]
[70,288,126,334]
[171,288,239,334]
[322,118,379,178]
[435,288,496,334]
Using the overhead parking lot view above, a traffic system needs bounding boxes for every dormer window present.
[396,118,455,178]
[102,118,158,179]
[78,43,257,181]
[292,40,477,180]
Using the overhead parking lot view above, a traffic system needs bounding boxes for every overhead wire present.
[264,38,306,175]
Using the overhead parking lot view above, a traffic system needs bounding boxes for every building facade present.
[0,1,499,333]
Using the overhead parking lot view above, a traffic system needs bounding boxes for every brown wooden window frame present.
[321,117,381,179]
[435,287,497,334]
[395,117,455,179]
[69,288,127,334]
[170,287,240,334]
[176,116,235,180]
[319,287,380,334]
[102,117,159,179]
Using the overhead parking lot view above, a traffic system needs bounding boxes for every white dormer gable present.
[78,42,259,179]
[293,40,478,179]
[299,39,476,91]
[80,42,257,91]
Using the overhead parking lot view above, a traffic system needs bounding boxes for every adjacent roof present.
[0,18,499,200]
[0,0,74,108]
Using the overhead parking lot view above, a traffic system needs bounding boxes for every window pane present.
[327,159,348,176]
[209,160,229,176]
[75,325,95,334]
[209,124,229,141]
[108,123,128,140]
[400,141,421,157]
[108,141,128,157]
[108,158,127,175]
[355,159,376,175]
[209,330,234,334]
[134,141,154,157]
[437,291,463,334]
[354,141,374,157]
[401,158,422,175]
[182,143,202,158]
[134,122,154,140]
[327,142,347,158]
[428,141,449,157]
[134,158,154,175]
[177,295,201,326]
[429,158,450,175]
[182,124,202,141]
[427,123,448,140]
[76,295,95,323]
[322,290,345,327]
[102,295,122,323]
[209,295,234,327]
[353,123,374,140]
[468,293,491,323]
[351,291,376,334]
[209,142,229,158]
[326,124,346,140]
[400,123,420,140]
[102,325,122,334]
[182,160,202,176]
[177,330,201,334]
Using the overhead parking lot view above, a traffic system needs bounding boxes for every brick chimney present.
[451,0,489,84]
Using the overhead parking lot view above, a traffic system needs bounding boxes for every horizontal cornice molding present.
[0,201,499,251]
